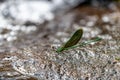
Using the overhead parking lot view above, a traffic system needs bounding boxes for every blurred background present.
[0,0,119,45]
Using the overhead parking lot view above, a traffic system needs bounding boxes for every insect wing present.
[63,29,83,48]
[56,29,83,52]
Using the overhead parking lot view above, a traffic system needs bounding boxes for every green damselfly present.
[56,29,102,52]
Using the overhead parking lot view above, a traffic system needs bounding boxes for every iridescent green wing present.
[56,29,83,52]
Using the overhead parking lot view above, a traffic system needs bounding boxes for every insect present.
[56,29,83,52]
[56,29,102,52]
